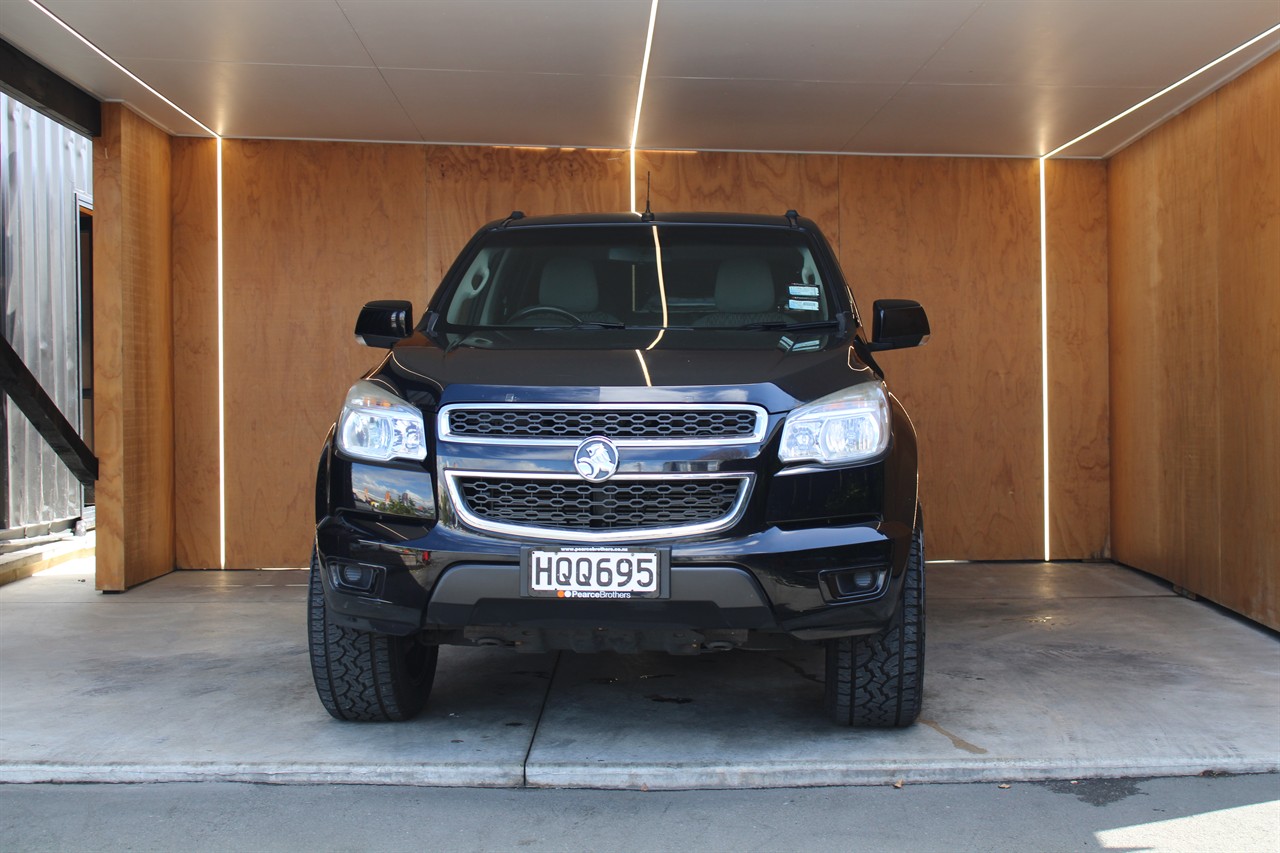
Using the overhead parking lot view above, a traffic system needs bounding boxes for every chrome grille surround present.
[443,470,753,543]
[438,403,768,446]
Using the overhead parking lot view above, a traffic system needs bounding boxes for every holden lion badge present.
[574,436,619,482]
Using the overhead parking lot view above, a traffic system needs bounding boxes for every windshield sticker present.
[788,299,820,311]
[789,284,820,298]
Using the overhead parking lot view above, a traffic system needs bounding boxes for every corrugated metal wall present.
[1,93,93,529]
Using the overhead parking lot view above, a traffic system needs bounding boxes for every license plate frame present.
[521,545,670,600]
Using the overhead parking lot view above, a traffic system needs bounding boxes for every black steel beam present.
[0,335,98,486]
[0,394,7,530]
[0,38,100,137]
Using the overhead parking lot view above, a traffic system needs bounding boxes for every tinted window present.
[439,225,836,330]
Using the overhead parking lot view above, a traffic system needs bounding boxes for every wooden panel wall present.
[1110,104,1222,590]
[425,146,629,287]
[92,104,174,590]
[174,143,1111,567]
[1046,160,1110,560]
[171,138,220,568]
[636,151,841,250]
[1110,52,1279,629]
[839,157,1044,560]
[212,144,633,567]
[1215,53,1279,629]
[221,141,429,568]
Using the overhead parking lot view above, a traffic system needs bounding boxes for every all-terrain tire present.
[308,548,437,721]
[825,507,925,727]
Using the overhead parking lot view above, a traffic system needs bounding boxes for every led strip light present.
[216,138,225,569]
[1039,159,1050,562]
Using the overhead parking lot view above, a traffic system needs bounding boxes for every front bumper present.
[315,510,909,645]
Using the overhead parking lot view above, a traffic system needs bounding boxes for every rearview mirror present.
[867,299,930,351]
[355,300,414,348]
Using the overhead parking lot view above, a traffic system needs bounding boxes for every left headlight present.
[778,382,890,466]
[337,380,427,462]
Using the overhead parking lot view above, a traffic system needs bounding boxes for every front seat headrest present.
[539,258,600,313]
[714,259,775,313]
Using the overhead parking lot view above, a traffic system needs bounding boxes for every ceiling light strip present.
[630,0,660,213]
[25,0,218,138]
[1044,21,1280,158]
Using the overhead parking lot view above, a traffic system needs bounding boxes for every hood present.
[381,329,874,411]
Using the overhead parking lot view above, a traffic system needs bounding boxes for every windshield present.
[437,225,839,331]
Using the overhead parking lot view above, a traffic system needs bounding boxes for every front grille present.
[455,475,745,532]
[443,406,762,442]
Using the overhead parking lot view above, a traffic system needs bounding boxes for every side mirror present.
[355,300,414,348]
[867,299,930,352]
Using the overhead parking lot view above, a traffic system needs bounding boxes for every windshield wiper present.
[528,322,699,332]
[731,319,842,331]
[532,321,628,330]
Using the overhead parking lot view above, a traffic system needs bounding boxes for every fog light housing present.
[821,567,888,601]
[331,560,381,594]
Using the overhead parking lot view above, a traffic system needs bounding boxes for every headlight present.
[337,380,427,462]
[779,383,890,465]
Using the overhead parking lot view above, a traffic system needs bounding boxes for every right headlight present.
[778,382,890,465]
[337,380,427,462]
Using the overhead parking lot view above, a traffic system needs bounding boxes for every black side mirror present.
[355,300,414,348]
[867,299,930,352]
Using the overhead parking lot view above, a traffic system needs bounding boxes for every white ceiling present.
[2,0,1278,157]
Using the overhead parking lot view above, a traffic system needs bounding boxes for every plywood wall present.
[171,142,1111,568]
[637,151,841,249]
[92,104,174,590]
[1046,160,1110,560]
[1110,52,1279,630]
[425,146,629,286]
[220,141,430,568]
[171,138,220,569]
[1214,52,1280,630]
[839,157,1044,560]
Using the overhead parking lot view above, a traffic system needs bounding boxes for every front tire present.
[308,548,438,721]
[824,507,925,727]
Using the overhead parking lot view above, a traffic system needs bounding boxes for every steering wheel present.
[507,305,582,325]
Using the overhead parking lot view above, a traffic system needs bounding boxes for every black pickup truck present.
[309,211,930,726]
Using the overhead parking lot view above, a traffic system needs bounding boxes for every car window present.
[435,225,837,331]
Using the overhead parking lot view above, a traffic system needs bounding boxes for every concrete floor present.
[0,559,1276,789]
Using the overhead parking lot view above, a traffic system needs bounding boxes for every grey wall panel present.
[1,92,92,529]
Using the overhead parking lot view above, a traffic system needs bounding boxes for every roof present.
[491,211,818,231]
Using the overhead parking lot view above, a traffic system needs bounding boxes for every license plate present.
[522,546,668,599]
